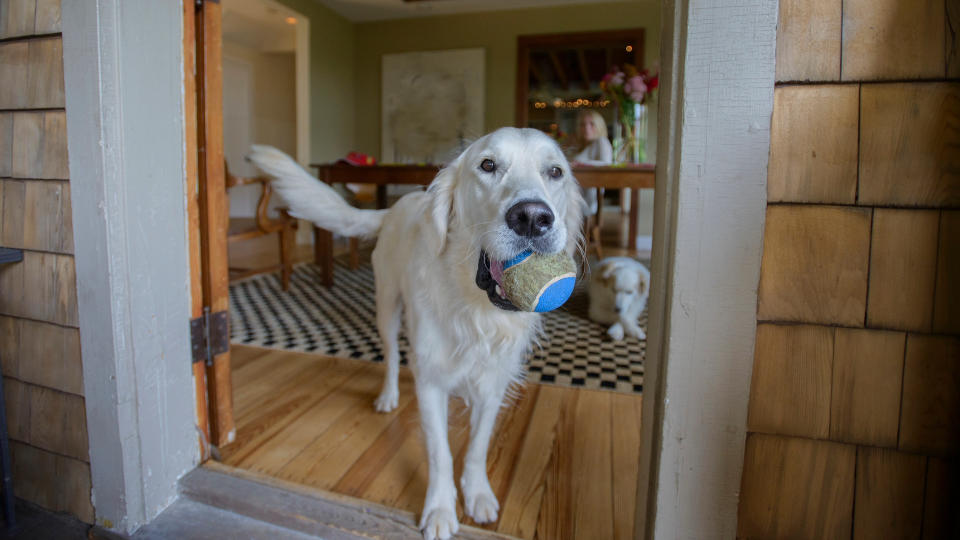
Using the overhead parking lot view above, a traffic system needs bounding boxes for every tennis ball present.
[500,250,576,312]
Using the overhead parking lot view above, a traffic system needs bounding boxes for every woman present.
[571,110,613,214]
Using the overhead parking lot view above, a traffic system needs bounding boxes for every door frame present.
[61,0,776,535]
[635,0,776,536]
[62,0,199,533]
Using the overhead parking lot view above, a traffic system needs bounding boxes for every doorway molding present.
[59,0,778,536]
[635,0,777,537]
[61,0,198,533]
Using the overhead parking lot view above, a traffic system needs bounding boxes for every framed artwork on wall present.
[381,47,485,165]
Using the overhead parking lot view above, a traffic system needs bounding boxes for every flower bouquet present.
[600,65,658,163]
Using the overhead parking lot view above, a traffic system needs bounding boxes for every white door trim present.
[636,0,777,537]
[61,0,199,533]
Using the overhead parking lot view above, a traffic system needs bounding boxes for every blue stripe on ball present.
[503,250,533,271]
[533,273,576,313]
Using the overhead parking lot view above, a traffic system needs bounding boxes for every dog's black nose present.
[505,200,554,238]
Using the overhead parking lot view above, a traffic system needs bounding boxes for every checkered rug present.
[228,260,645,394]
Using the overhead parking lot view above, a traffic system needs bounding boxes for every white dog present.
[588,257,650,341]
[248,127,584,540]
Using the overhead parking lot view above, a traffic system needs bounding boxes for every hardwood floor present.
[221,345,644,539]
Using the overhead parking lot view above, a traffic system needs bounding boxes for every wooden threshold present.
[188,462,516,539]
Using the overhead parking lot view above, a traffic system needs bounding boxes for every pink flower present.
[628,76,647,101]
[610,71,625,86]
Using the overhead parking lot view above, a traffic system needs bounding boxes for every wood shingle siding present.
[0,37,65,109]
[757,205,871,326]
[767,84,859,204]
[858,83,960,207]
[853,447,927,540]
[841,0,946,81]
[0,0,61,38]
[933,210,960,333]
[899,334,960,457]
[748,324,833,439]
[0,179,73,254]
[0,316,82,395]
[829,328,905,447]
[866,209,939,332]
[0,0,92,523]
[738,434,856,539]
[775,0,841,82]
[0,250,77,326]
[10,111,69,180]
[740,0,960,536]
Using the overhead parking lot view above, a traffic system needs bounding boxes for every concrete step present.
[137,463,515,540]
[132,498,317,540]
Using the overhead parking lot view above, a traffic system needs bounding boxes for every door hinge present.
[191,306,229,366]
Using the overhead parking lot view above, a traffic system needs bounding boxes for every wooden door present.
[184,0,235,453]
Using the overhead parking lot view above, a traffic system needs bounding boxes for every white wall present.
[223,41,297,218]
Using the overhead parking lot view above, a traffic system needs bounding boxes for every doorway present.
[194,2,659,539]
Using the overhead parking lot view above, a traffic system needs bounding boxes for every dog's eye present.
[549,166,563,179]
[479,159,496,173]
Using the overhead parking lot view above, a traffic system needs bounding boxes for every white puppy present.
[248,127,584,540]
[588,257,650,341]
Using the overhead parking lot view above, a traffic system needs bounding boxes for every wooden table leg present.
[376,185,388,209]
[314,226,334,287]
[628,188,639,252]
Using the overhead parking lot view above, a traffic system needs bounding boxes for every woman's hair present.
[576,109,608,147]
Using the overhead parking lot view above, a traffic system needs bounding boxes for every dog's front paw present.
[607,323,625,341]
[374,387,399,413]
[464,489,499,524]
[420,507,459,540]
[624,324,646,340]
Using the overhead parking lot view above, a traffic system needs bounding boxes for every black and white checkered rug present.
[229,260,645,394]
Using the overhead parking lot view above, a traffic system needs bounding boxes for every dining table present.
[308,162,656,286]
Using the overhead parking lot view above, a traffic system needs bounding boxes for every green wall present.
[276,0,356,163]
[352,1,660,159]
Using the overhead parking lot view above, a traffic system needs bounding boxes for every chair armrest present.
[226,174,269,188]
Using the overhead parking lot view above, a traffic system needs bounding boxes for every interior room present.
[218,0,659,537]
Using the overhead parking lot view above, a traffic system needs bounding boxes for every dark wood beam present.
[548,51,568,91]
[576,49,591,91]
[529,61,545,89]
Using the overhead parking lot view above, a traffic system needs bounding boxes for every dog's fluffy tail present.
[246,145,386,238]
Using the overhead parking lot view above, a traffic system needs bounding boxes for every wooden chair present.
[225,162,298,290]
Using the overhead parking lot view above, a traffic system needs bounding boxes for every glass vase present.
[613,102,648,164]
[626,103,647,164]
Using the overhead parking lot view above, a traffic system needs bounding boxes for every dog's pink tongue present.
[490,258,505,288]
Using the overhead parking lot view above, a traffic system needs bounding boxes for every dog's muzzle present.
[475,250,519,311]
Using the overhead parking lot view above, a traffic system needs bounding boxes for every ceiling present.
[223,0,299,52]
[312,0,634,22]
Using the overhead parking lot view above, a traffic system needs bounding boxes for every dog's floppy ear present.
[601,261,622,279]
[637,266,650,295]
[426,160,458,254]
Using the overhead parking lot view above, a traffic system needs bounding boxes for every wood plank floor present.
[220,345,644,539]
